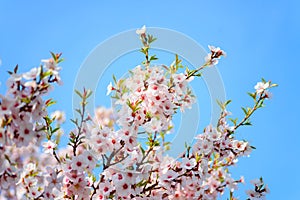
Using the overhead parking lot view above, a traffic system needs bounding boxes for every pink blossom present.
[136,25,146,35]
[42,140,57,154]
[51,110,66,124]
[0,34,274,199]
[254,81,270,94]
[181,158,196,170]
[106,82,113,96]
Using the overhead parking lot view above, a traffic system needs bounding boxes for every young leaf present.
[14,64,19,73]
[112,74,117,85]
[248,92,257,100]
[241,107,248,115]
[75,90,83,98]
[149,55,158,61]
[45,99,57,107]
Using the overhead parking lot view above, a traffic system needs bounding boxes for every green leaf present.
[260,177,263,182]
[136,179,148,187]
[243,119,252,126]
[229,191,234,200]
[126,99,133,110]
[247,92,257,100]
[51,127,60,134]
[153,140,160,146]
[4,154,11,163]
[193,72,202,77]
[21,97,31,104]
[241,107,248,115]
[111,95,120,99]
[140,146,145,155]
[258,100,265,108]
[216,100,222,108]
[85,89,93,99]
[112,74,117,85]
[164,141,171,146]
[270,83,278,88]
[75,90,83,98]
[68,142,74,147]
[140,47,149,54]
[50,51,56,61]
[147,34,157,43]
[70,119,78,125]
[57,58,64,63]
[45,99,57,107]
[91,174,97,182]
[75,108,81,115]
[14,64,19,73]
[224,100,232,107]
[149,55,158,61]
[196,153,203,162]
[229,118,238,126]
[41,71,52,79]
[185,67,190,74]
[217,99,231,110]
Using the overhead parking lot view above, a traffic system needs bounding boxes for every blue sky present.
[0,1,299,199]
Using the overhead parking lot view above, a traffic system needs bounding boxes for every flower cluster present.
[246,178,269,200]
[0,53,63,199]
[0,26,276,200]
[108,64,195,151]
[205,45,226,66]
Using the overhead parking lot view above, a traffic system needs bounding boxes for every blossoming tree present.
[0,26,276,199]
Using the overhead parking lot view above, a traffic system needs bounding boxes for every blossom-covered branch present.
[0,26,275,200]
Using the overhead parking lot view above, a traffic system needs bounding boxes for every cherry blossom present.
[0,26,276,200]
[181,157,197,170]
[42,140,57,154]
[51,110,66,124]
[254,81,270,94]
[106,82,113,96]
[205,45,226,66]
[136,25,146,35]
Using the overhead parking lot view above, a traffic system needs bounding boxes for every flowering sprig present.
[0,53,63,199]
[246,178,269,200]
[184,45,226,81]
[205,45,226,66]
[69,88,92,156]
[0,26,276,199]
[42,108,65,163]
[226,78,278,132]
[136,25,158,68]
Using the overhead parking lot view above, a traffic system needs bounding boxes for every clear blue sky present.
[0,1,299,199]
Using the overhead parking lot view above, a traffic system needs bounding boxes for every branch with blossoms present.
[69,88,92,157]
[0,25,276,200]
[0,53,63,199]
[246,178,269,200]
[234,79,277,130]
